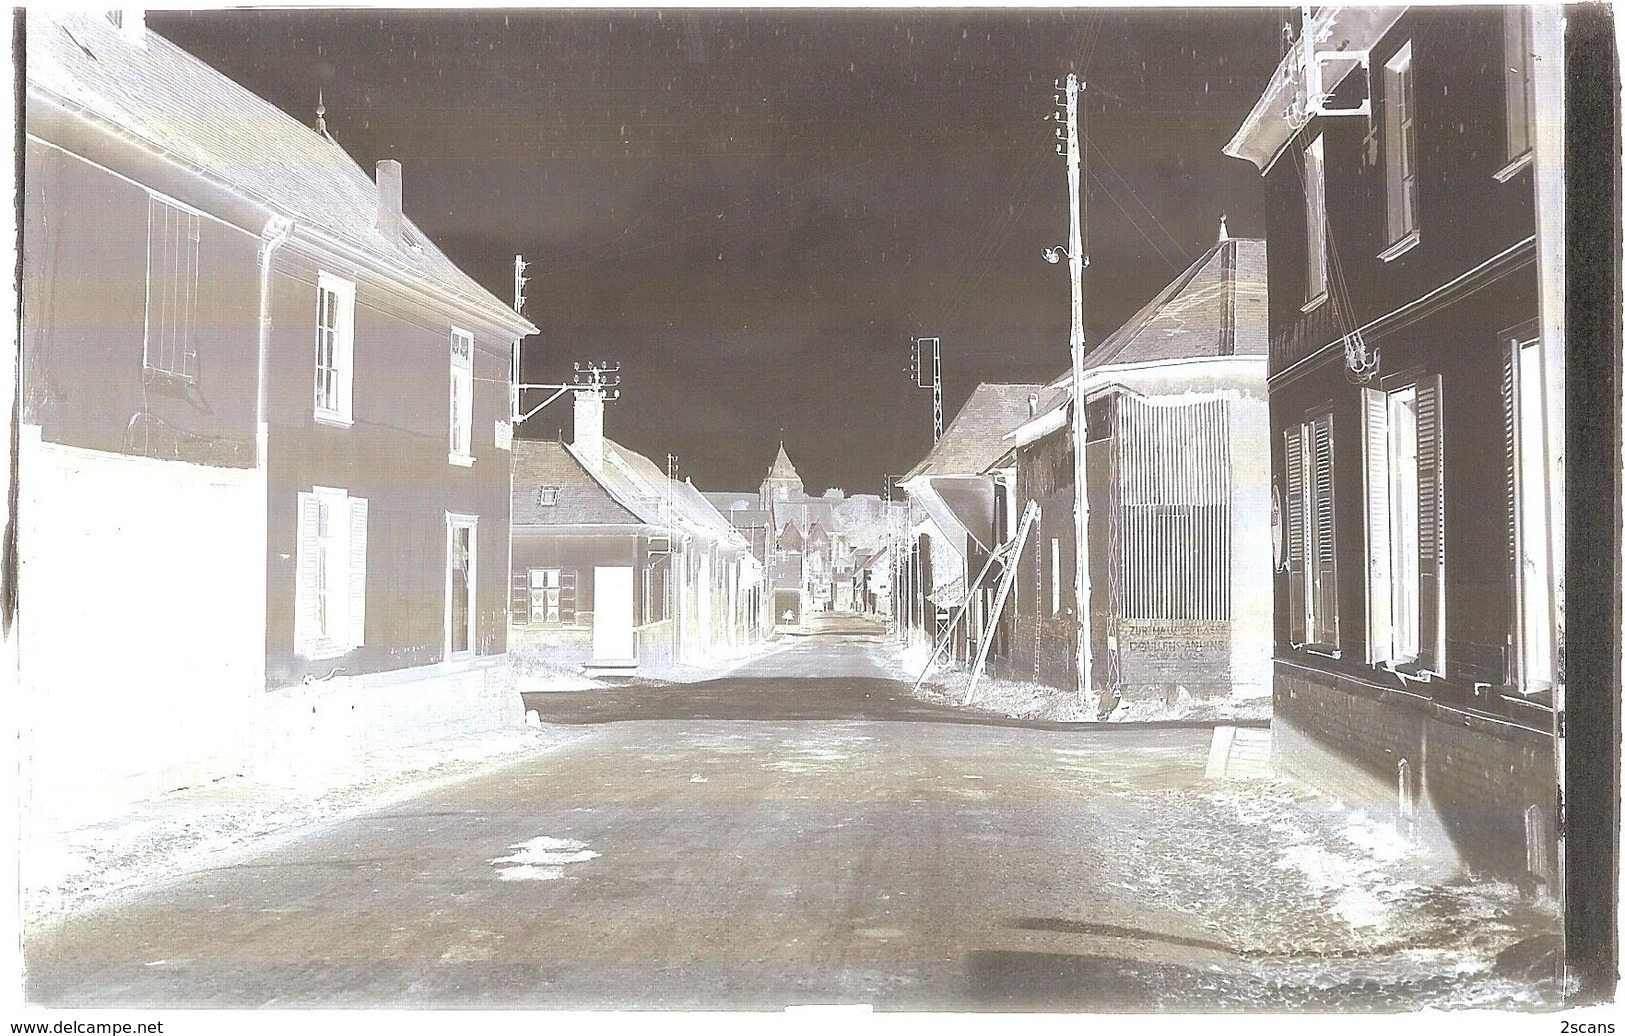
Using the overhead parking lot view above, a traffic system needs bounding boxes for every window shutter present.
[561,568,578,624]
[1284,425,1307,645]
[1362,389,1394,664]
[294,492,321,653]
[1311,413,1339,648]
[511,572,530,625]
[1502,345,1518,683]
[1416,375,1445,674]
[347,497,368,649]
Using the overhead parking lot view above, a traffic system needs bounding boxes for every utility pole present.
[1059,72,1094,705]
[911,336,944,443]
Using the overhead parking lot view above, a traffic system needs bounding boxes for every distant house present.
[995,230,1273,716]
[510,389,759,669]
[1224,7,1564,884]
[899,383,1043,664]
[19,12,537,805]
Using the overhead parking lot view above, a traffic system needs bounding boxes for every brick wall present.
[1275,662,1558,887]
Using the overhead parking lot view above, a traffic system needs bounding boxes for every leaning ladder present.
[965,499,1041,705]
[912,542,1005,695]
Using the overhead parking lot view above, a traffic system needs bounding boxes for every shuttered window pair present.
[1362,375,1445,674]
[511,567,577,626]
[295,488,368,657]
[1284,412,1338,652]
[144,195,201,380]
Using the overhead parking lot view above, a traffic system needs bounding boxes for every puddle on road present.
[490,835,600,882]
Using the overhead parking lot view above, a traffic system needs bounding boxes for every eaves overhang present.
[1222,7,1406,173]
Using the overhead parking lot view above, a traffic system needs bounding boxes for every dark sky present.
[149,7,1287,496]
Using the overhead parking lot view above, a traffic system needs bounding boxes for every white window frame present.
[1362,375,1445,675]
[449,327,475,466]
[143,194,202,381]
[314,273,356,426]
[1380,42,1421,258]
[1303,133,1329,310]
[1499,6,1536,177]
[1505,325,1557,693]
[445,513,479,658]
[294,486,368,659]
[530,567,562,625]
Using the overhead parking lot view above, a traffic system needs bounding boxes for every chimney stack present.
[375,160,402,245]
[573,388,605,475]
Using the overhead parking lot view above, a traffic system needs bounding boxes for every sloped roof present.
[511,441,639,526]
[1083,237,1267,368]
[766,443,802,482]
[27,12,532,333]
[592,439,745,548]
[904,383,1043,481]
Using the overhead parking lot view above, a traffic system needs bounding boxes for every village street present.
[23,616,1556,1012]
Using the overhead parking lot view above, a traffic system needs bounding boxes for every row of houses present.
[17,11,761,815]
[899,5,1568,892]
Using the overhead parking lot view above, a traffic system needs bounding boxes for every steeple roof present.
[767,442,801,482]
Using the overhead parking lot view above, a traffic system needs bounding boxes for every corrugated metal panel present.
[1114,396,1232,621]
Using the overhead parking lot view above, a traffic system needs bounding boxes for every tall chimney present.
[573,388,605,475]
[375,160,402,245]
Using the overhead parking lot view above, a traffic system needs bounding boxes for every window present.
[1362,375,1444,673]
[1050,537,1062,616]
[528,567,578,625]
[294,487,368,657]
[1381,42,1420,252]
[446,514,478,656]
[449,328,474,464]
[1304,134,1329,306]
[144,196,201,380]
[536,486,562,507]
[1284,412,1339,653]
[314,273,355,423]
[1503,326,1558,692]
[1504,7,1536,166]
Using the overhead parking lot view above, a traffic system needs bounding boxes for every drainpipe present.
[256,216,295,468]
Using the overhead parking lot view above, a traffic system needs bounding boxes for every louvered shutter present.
[1362,389,1394,664]
[1502,345,1518,684]
[348,496,368,649]
[511,571,530,626]
[1284,425,1307,645]
[294,493,321,654]
[1415,376,1445,674]
[1311,413,1339,648]
[561,568,578,624]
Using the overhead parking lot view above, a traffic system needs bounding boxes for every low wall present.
[255,657,520,780]
[18,433,265,819]
[1274,660,1558,891]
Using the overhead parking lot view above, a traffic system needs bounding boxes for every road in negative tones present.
[25,616,1556,1010]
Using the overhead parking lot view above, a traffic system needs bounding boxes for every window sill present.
[313,410,354,429]
[1378,231,1420,263]
[1494,151,1533,183]
[298,641,350,662]
[1300,292,1329,314]
[448,453,476,468]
